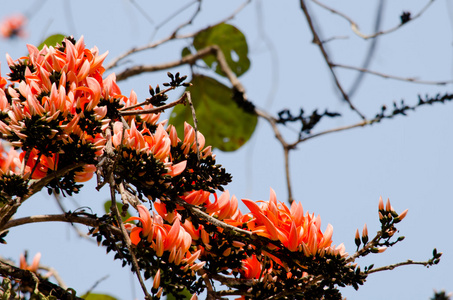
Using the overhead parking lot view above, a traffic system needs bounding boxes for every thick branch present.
[1,214,122,237]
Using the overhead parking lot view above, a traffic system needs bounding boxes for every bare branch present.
[334,63,453,85]
[312,0,436,39]
[367,259,436,274]
[106,0,251,71]
[299,0,366,119]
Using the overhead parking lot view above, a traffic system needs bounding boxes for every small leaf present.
[170,75,257,152]
[166,288,193,300]
[37,34,66,50]
[82,293,118,300]
[103,200,131,222]
[182,47,192,58]
[193,23,250,77]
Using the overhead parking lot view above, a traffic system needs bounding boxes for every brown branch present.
[106,0,251,71]
[293,120,369,146]
[333,63,453,85]
[283,147,294,204]
[299,0,365,120]
[366,259,435,274]
[1,214,122,237]
[119,93,187,116]
[150,0,201,40]
[0,258,84,300]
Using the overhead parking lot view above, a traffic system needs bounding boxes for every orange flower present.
[237,189,339,256]
[0,143,20,174]
[0,14,27,39]
[240,255,262,279]
[126,205,195,266]
[19,252,41,273]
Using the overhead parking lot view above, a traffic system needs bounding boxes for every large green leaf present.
[193,23,250,77]
[169,75,257,152]
[82,293,117,300]
[37,34,66,50]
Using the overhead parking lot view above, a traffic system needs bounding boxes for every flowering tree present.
[0,1,450,300]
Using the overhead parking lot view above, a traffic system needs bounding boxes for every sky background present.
[1,0,452,299]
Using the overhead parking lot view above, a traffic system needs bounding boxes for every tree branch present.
[312,0,436,40]
[1,214,122,237]
[0,258,84,300]
[299,0,365,119]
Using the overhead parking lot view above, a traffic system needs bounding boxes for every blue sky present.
[1,1,452,299]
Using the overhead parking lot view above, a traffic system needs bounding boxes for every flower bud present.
[361,224,368,244]
[385,198,392,212]
[394,209,408,223]
[152,269,161,291]
[354,229,361,248]
[378,196,384,211]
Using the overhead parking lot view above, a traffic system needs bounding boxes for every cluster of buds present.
[354,197,409,255]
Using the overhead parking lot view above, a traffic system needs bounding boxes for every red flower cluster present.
[126,188,346,289]
[0,36,110,182]
[0,36,202,192]
[0,14,27,39]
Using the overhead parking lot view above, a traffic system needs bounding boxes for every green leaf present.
[103,200,132,222]
[181,46,192,58]
[193,23,250,77]
[37,34,66,50]
[169,75,257,152]
[82,293,117,300]
[165,288,193,300]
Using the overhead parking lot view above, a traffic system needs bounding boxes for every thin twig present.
[53,191,96,241]
[38,265,68,290]
[283,148,294,204]
[106,0,251,71]
[334,63,453,86]
[119,93,187,116]
[311,0,436,40]
[293,120,368,146]
[367,259,434,274]
[348,0,384,98]
[119,86,176,111]
[115,46,216,81]
[150,0,200,39]
[299,0,366,120]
